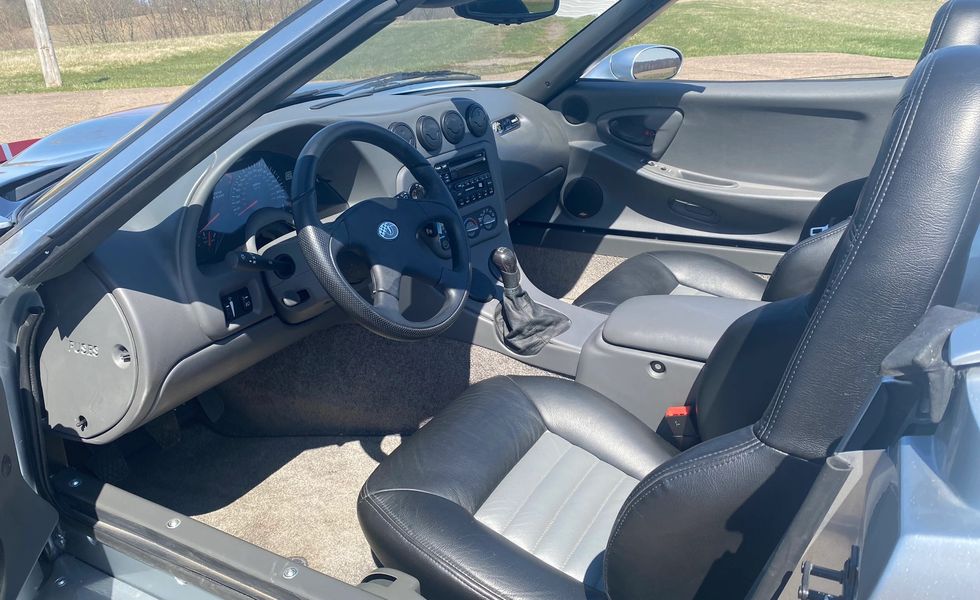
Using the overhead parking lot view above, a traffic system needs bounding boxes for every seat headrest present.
[920,0,980,61]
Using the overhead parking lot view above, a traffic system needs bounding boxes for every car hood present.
[0,104,163,219]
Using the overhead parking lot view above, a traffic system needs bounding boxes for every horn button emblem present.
[377,221,400,241]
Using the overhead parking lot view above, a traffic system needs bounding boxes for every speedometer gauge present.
[195,152,293,265]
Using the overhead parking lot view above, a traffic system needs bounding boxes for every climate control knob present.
[464,217,481,238]
[479,207,497,230]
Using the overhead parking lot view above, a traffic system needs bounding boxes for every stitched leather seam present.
[364,493,507,600]
[558,474,630,572]
[496,443,572,536]
[643,437,757,479]
[612,438,761,533]
[927,2,952,55]
[362,487,457,503]
[759,55,936,443]
[529,459,601,554]
[779,220,848,261]
[607,439,764,550]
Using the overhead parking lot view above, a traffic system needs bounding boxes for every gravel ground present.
[0,53,914,142]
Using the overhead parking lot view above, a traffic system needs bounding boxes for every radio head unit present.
[435,151,495,209]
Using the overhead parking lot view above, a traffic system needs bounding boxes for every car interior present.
[23,1,980,599]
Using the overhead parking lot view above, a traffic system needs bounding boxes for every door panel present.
[519,77,903,264]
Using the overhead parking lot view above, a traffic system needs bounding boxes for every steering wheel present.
[290,121,471,341]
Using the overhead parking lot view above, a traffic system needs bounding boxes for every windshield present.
[317,2,618,85]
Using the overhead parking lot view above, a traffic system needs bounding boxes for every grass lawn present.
[0,0,941,94]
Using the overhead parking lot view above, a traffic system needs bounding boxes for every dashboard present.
[36,86,571,444]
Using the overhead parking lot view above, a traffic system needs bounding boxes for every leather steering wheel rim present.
[291,121,471,341]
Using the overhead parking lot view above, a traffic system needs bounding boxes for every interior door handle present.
[669,198,718,223]
[609,117,655,147]
[600,109,683,161]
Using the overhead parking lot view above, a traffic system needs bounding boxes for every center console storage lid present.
[602,295,766,361]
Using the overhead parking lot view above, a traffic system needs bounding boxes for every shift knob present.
[491,247,521,290]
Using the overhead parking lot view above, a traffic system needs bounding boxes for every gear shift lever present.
[492,247,521,291]
[490,246,570,356]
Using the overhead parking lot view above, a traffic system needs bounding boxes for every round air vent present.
[388,122,416,148]
[562,178,604,219]
[416,116,442,152]
[441,110,466,144]
[465,103,490,137]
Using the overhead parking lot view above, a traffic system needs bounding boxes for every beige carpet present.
[515,244,625,302]
[210,323,562,437]
[121,423,401,585]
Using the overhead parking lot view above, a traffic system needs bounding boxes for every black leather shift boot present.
[494,287,571,355]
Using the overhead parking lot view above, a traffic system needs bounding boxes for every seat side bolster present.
[603,427,821,600]
[763,220,848,302]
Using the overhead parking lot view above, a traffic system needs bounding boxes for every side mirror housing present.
[453,0,559,25]
[584,45,683,81]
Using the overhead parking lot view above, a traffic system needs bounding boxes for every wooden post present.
[24,0,62,88]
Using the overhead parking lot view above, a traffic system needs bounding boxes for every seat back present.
[604,45,980,600]
[761,0,980,304]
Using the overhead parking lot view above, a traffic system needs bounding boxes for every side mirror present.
[584,45,683,81]
[453,0,559,25]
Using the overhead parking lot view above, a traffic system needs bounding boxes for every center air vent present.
[416,116,442,152]
[466,103,489,137]
[442,110,466,144]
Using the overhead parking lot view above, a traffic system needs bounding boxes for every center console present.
[576,295,765,431]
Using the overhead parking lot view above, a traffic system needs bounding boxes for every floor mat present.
[210,323,562,436]
[120,423,401,585]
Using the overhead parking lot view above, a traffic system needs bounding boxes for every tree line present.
[0,0,312,50]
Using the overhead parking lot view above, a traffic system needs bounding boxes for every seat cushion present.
[358,376,676,600]
[572,251,766,314]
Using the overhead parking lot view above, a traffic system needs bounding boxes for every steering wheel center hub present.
[377,221,400,240]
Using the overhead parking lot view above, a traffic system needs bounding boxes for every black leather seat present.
[358,45,980,600]
[572,0,980,315]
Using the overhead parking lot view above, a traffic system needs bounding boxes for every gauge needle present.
[199,212,221,232]
[237,200,258,216]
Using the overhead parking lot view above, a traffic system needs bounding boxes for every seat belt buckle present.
[809,224,830,236]
[665,406,699,450]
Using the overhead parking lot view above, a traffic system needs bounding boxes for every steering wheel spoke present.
[370,263,403,316]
